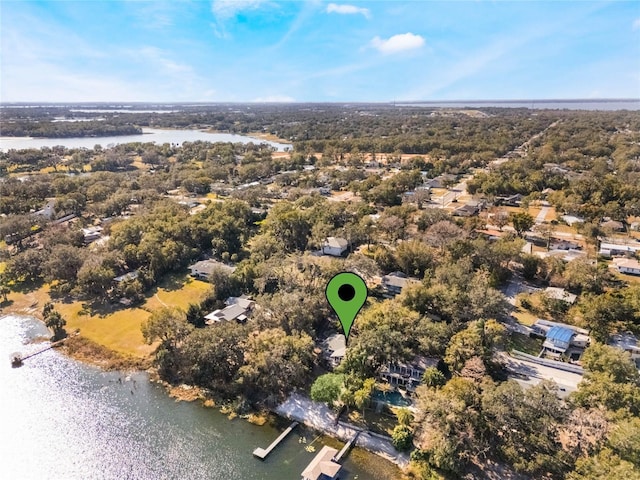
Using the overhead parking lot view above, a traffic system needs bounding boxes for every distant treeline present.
[0,121,142,138]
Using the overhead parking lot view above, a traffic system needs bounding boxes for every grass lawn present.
[512,293,542,326]
[512,309,538,326]
[508,332,543,355]
[143,273,212,312]
[3,272,211,359]
[57,301,154,358]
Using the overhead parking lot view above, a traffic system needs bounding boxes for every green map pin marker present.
[326,272,368,343]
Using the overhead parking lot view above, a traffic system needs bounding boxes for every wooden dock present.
[253,421,298,459]
[333,431,360,462]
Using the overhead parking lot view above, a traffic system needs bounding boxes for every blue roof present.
[547,326,574,344]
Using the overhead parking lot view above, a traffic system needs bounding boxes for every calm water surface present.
[0,128,292,152]
[0,314,401,480]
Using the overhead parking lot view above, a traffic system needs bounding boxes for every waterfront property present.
[321,333,346,368]
[253,421,298,460]
[378,356,438,392]
[301,445,341,480]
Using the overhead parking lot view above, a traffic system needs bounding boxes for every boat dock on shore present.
[253,421,299,459]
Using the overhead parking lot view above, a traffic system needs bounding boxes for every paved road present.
[498,353,583,399]
[535,206,550,224]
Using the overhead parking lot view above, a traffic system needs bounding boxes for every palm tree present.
[44,311,66,340]
[0,285,9,303]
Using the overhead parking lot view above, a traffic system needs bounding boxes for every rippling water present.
[0,315,401,480]
[0,128,292,152]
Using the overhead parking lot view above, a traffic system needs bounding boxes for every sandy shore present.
[276,392,410,469]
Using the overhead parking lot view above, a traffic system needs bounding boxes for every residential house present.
[379,356,438,392]
[453,203,479,217]
[33,199,56,220]
[613,258,640,276]
[188,259,236,281]
[544,287,578,304]
[599,240,640,258]
[204,296,255,325]
[381,272,420,298]
[496,194,523,207]
[301,446,341,480]
[424,174,456,189]
[601,220,625,232]
[322,237,349,257]
[114,270,139,284]
[82,226,103,243]
[560,215,585,226]
[609,332,640,369]
[550,240,581,251]
[322,333,346,368]
[531,319,590,361]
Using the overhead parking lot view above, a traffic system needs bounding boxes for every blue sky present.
[1,1,639,102]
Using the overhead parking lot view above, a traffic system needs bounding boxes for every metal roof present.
[546,326,574,344]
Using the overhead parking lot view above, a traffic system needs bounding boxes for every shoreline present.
[1,311,408,475]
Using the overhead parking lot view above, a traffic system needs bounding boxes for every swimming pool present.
[372,389,412,407]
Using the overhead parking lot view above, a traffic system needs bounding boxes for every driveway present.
[498,352,583,399]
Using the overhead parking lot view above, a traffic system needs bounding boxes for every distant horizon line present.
[1,98,639,106]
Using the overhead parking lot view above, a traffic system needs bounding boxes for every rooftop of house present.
[533,319,590,336]
[323,333,346,359]
[381,272,419,289]
[609,332,640,352]
[544,287,578,304]
[546,326,575,345]
[613,258,640,269]
[189,259,236,276]
[324,237,348,249]
[114,270,139,283]
[204,296,254,324]
[301,446,341,480]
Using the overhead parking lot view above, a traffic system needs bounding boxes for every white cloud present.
[252,94,295,102]
[211,0,269,19]
[633,18,640,30]
[327,3,371,19]
[370,33,425,54]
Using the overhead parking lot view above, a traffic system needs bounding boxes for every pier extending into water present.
[333,431,360,462]
[253,421,298,459]
[10,331,79,367]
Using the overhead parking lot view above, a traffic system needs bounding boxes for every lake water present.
[0,314,401,480]
[0,128,292,152]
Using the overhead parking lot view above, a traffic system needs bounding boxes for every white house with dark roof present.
[322,237,349,257]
